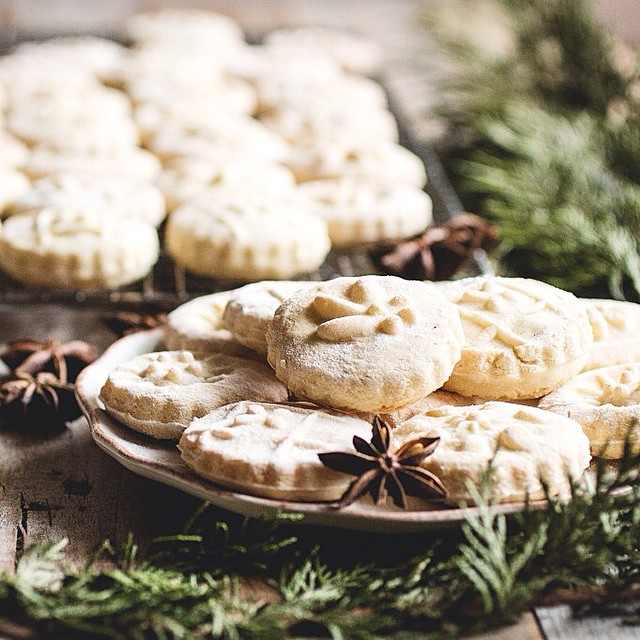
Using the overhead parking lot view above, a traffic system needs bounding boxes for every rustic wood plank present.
[468,613,543,640]
[536,605,640,640]
[0,303,197,574]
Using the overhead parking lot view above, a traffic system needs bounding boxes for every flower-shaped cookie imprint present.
[451,277,587,365]
[310,278,418,342]
[205,403,342,453]
[598,368,640,407]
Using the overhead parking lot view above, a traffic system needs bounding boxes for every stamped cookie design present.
[438,276,593,399]
[293,176,432,247]
[539,363,640,459]
[266,275,464,412]
[223,280,318,355]
[391,401,591,505]
[164,291,251,357]
[99,351,288,440]
[582,298,640,371]
[0,207,159,290]
[165,198,331,281]
[179,401,373,500]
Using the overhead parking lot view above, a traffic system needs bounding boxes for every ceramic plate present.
[76,329,551,533]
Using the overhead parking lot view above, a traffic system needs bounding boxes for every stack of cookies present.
[0,8,433,290]
[98,274,640,508]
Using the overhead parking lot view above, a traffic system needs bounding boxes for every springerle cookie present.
[266,275,464,412]
[392,402,591,504]
[100,351,288,440]
[438,276,593,399]
[179,401,373,500]
[539,363,640,459]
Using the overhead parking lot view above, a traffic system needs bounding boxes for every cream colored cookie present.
[392,401,591,505]
[8,115,139,155]
[286,139,426,186]
[100,351,288,440]
[0,167,30,216]
[266,275,464,413]
[179,400,373,500]
[21,147,162,181]
[127,74,256,115]
[582,298,640,371]
[157,156,295,211]
[380,390,480,427]
[7,87,133,122]
[164,291,251,357]
[9,174,166,226]
[438,276,594,400]
[538,363,640,459]
[0,131,29,168]
[125,9,245,51]
[294,176,432,246]
[12,37,128,80]
[222,280,319,355]
[0,55,99,103]
[145,117,289,163]
[166,197,331,281]
[233,43,342,87]
[264,26,383,76]
[256,71,387,114]
[259,104,399,145]
[0,208,159,290]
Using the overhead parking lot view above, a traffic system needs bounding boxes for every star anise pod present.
[318,415,447,509]
[0,339,98,384]
[102,311,168,338]
[0,370,81,431]
[370,213,499,281]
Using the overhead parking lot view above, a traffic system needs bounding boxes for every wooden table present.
[2,307,640,639]
[2,2,640,637]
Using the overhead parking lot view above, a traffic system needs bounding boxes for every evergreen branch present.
[430,0,640,299]
[4,447,640,638]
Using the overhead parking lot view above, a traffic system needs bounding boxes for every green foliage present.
[433,0,640,299]
[4,449,640,639]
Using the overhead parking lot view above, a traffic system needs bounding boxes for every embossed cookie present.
[0,131,29,168]
[165,198,331,281]
[266,275,464,412]
[438,277,594,399]
[582,298,640,371]
[100,351,288,440]
[164,291,251,357]
[294,176,432,246]
[286,139,426,186]
[125,9,245,52]
[264,26,383,76]
[538,363,640,459]
[392,402,591,505]
[259,104,399,146]
[0,167,30,216]
[222,280,318,355]
[145,117,289,163]
[381,390,480,427]
[9,174,166,226]
[21,148,162,181]
[0,208,159,290]
[12,36,128,80]
[179,400,373,500]
[157,156,295,212]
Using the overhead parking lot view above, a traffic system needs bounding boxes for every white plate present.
[76,329,548,533]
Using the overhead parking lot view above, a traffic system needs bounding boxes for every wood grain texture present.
[536,605,640,640]
[0,304,199,574]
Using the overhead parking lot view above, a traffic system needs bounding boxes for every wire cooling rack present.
[0,38,487,311]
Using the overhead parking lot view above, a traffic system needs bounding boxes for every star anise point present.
[319,415,447,509]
